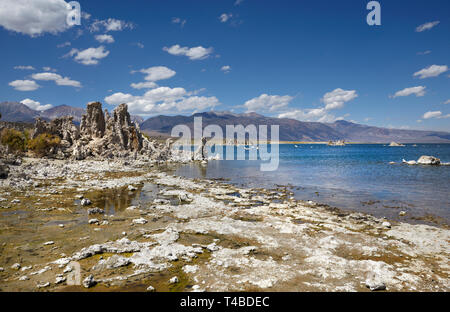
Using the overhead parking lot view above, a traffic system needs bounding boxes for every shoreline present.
[0,157,449,292]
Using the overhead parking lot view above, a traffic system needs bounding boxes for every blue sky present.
[0,0,449,131]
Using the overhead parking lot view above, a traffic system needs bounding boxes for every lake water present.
[174,144,450,225]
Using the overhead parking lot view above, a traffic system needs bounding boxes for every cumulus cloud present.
[20,98,52,111]
[321,88,358,110]
[392,86,426,98]
[244,94,293,113]
[104,87,220,115]
[422,111,450,119]
[417,50,431,55]
[277,88,357,122]
[163,45,213,60]
[130,66,176,90]
[65,46,110,65]
[31,72,81,87]
[8,80,40,91]
[130,81,158,90]
[219,13,232,23]
[413,65,448,79]
[14,65,35,70]
[415,21,440,32]
[221,65,231,73]
[95,34,114,44]
[0,0,73,37]
[90,18,133,32]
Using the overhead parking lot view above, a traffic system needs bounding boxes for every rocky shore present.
[0,156,448,292]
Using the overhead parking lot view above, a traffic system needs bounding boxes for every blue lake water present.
[175,144,450,225]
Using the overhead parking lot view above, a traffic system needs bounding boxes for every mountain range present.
[0,102,143,125]
[1,102,449,143]
[140,111,450,143]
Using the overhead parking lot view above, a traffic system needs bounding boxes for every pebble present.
[128,185,137,191]
[88,207,105,215]
[11,263,21,270]
[169,276,179,284]
[36,282,50,288]
[365,280,386,291]
[55,276,66,284]
[44,241,54,246]
[81,198,92,206]
[132,217,147,225]
[58,224,65,228]
[399,211,407,216]
[88,219,99,225]
[146,285,155,292]
[19,275,29,281]
[381,221,391,228]
[82,275,96,288]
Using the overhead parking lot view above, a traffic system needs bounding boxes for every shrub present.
[0,128,27,153]
[27,133,61,157]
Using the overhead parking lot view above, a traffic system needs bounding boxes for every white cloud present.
[95,34,114,44]
[0,0,72,37]
[14,65,35,70]
[422,111,450,119]
[443,99,450,105]
[65,46,110,65]
[133,66,176,81]
[57,41,71,48]
[321,88,358,110]
[134,42,144,48]
[42,66,57,72]
[244,94,293,113]
[172,17,186,27]
[104,87,219,115]
[219,13,232,23]
[163,44,213,60]
[31,72,81,87]
[90,18,133,32]
[221,65,231,73]
[8,80,40,91]
[130,66,175,90]
[417,50,431,55]
[130,81,158,90]
[413,65,448,79]
[20,98,52,111]
[415,21,440,32]
[234,0,244,5]
[277,88,357,122]
[392,86,426,98]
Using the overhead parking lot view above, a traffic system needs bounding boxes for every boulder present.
[417,155,440,165]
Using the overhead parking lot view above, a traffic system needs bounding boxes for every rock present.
[399,211,407,216]
[365,280,386,291]
[11,263,21,270]
[381,221,391,228]
[402,159,417,165]
[146,285,155,292]
[36,282,50,288]
[128,185,137,191]
[389,142,404,147]
[80,102,105,138]
[19,275,29,281]
[88,207,104,215]
[82,274,96,288]
[81,198,92,206]
[0,162,9,179]
[169,276,179,284]
[11,199,20,204]
[0,267,4,272]
[417,155,440,165]
[126,205,137,211]
[88,218,100,225]
[58,224,65,228]
[55,276,66,284]
[43,241,54,246]
[132,218,147,225]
